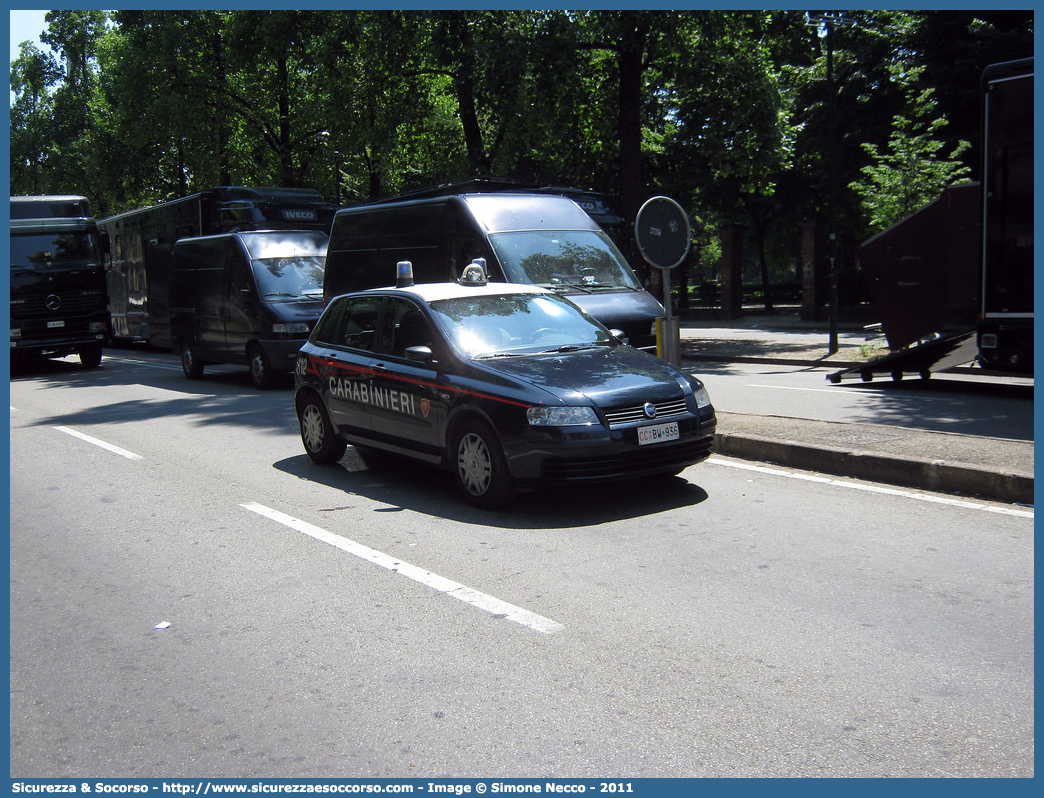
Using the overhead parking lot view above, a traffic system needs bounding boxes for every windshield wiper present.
[472,351,526,360]
[542,282,592,294]
[541,343,605,353]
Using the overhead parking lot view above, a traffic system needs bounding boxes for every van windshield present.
[487,230,642,293]
[251,255,326,300]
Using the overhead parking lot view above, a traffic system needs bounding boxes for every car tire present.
[298,395,347,464]
[248,345,276,389]
[181,342,204,379]
[451,418,517,508]
[79,343,103,368]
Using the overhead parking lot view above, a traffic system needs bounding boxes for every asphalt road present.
[8,351,1035,778]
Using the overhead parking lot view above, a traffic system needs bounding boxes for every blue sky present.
[9,9,50,63]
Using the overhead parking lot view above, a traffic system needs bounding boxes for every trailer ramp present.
[828,330,978,384]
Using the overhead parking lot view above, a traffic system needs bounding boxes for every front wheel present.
[180,342,204,379]
[451,419,517,508]
[79,343,103,369]
[248,345,276,389]
[298,395,347,464]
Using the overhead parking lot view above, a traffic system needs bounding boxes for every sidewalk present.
[677,313,1034,506]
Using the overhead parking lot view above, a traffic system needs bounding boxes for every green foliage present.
[850,65,972,233]
[10,42,61,193]
[9,7,1031,295]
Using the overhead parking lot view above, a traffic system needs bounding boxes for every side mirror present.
[405,345,434,363]
[608,329,628,343]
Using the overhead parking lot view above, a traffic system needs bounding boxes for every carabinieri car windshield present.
[294,260,716,507]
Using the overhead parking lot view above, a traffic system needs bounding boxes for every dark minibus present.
[324,193,663,350]
[170,230,327,387]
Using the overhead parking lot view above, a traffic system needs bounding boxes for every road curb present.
[713,431,1033,506]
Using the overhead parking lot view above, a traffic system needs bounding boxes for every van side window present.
[447,236,484,278]
[228,246,253,296]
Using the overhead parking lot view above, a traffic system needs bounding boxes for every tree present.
[10,42,62,193]
[850,65,971,234]
[315,11,461,200]
[658,12,804,309]
[10,6,1027,298]
[94,10,230,208]
[9,11,108,197]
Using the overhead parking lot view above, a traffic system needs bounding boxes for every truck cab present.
[9,195,110,368]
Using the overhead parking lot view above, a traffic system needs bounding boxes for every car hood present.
[475,345,688,407]
[564,289,664,340]
[266,298,325,320]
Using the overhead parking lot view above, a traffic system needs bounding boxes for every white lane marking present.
[748,384,960,402]
[241,502,565,635]
[55,426,143,460]
[707,456,1033,518]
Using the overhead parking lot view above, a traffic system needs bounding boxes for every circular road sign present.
[635,196,691,270]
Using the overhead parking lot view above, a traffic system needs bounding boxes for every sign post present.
[634,196,691,365]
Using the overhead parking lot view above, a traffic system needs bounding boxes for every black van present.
[170,230,327,387]
[324,193,664,350]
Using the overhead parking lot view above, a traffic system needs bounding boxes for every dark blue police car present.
[293,261,716,507]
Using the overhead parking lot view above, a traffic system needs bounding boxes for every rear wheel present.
[180,342,204,379]
[298,395,347,464]
[451,419,517,508]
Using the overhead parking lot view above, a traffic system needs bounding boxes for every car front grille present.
[603,398,689,428]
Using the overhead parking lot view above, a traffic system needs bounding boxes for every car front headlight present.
[693,385,712,409]
[526,406,600,426]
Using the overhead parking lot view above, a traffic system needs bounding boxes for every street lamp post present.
[319,130,341,205]
[809,12,851,355]
[825,15,839,355]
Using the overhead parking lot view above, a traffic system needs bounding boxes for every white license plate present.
[637,421,679,445]
[47,320,65,329]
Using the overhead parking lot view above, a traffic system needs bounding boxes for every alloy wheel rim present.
[302,405,324,452]
[458,433,491,495]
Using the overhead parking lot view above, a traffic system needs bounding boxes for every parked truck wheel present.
[79,343,103,368]
[248,345,276,389]
[180,342,204,379]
